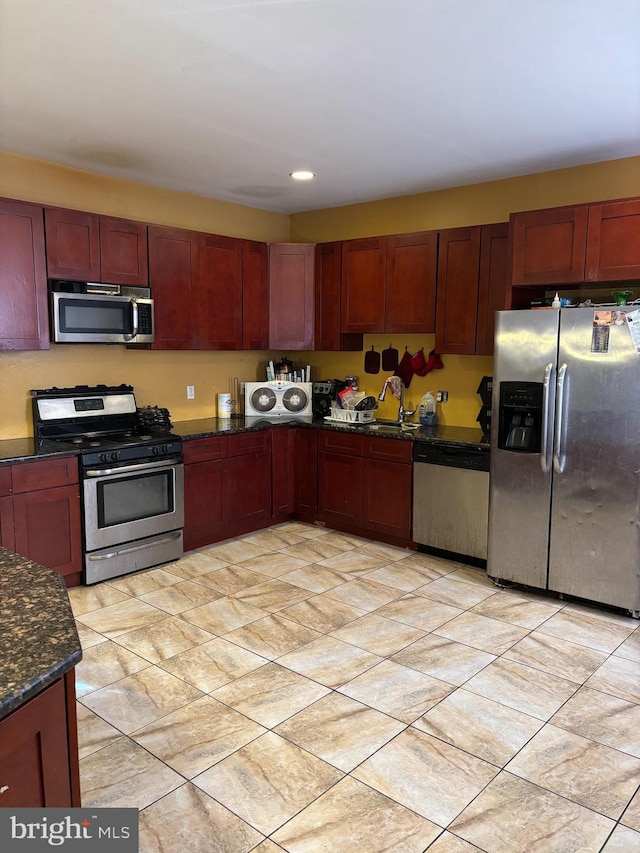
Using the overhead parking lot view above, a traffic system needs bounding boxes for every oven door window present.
[97,470,174,528]
[59,296,133,335]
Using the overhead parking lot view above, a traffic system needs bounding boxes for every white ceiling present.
[1,0,639,214]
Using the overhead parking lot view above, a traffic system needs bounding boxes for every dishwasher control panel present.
[413,442,489,472]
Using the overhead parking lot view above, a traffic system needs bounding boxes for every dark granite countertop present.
[0,417,487,463]
[0,549,82,721]
[172,416,489,449]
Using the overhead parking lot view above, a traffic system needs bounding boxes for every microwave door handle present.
[553,363,568,474]
[540,362,554,474]
[124,298,138,341]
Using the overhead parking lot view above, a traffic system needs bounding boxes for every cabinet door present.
[0,679,72,807]
[385,231,438,334]
[317,451,362,528]
[227,452,272,535]
[243,240,269,350]
[184,459,227,550]
[0,496,15,551]
[475,222,509,356]
[0,198,49,351]
[294,428,318,521]
[99,217,148,285]
[435,226,481,355]
[269,243,315,350]
[196,234,243,350]
[272,427,294,521]
[13,484,82,584]
[148,225,197,349]
[586,198,640,282]
[361,457,412,540]
[315,242,363,353]
[44,207,101,281]
[510,206,588,285]
[341,237,386,333]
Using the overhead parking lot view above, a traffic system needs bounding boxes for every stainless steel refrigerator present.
[488,307,640,615]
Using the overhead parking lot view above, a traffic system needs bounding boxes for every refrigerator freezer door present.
[488,309,560,588]
[548,308,640,611]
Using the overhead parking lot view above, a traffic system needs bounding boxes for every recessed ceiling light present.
[289,170,316,181]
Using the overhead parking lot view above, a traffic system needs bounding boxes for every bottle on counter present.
[419,391,437,427]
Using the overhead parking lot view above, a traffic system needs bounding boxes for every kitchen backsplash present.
[0,334,492,439]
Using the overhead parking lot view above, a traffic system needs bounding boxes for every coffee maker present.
[312,379,347,419]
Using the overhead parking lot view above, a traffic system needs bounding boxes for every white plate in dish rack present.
[244,381,313,416]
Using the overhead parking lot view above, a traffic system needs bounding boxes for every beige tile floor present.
[70,522,640,853]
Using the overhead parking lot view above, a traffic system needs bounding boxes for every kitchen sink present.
[365,420,419,433]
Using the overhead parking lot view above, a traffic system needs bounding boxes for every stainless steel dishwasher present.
[413,442,490,564]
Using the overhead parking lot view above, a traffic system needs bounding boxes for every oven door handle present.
[86,531,182,561]
[85,458,182,477]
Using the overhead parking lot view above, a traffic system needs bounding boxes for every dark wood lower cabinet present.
[227,451,272,535]
[0,672,80,808]
[184,457,226,551]
[0,458,83,587]
[294,429,318,522]
[184,427,414,552]
[272,427,295,522]
[362,457,412,540]
[317,432,413,547]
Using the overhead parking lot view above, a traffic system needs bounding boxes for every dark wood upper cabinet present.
[315,241,342,351]
[510,205,589,286]
[45,208,147,286]
[341,237,387,334]
[196,234,243,349]
[242,240,269,350]
[99,217,148,286]
[586,198,640,282]
[475,222,509,356]
[269,243,315,350]
[435,226,482,355]
[147,225,196,349]
[44,207,100,280]
[0,198,49,351]
[385,231,438,334]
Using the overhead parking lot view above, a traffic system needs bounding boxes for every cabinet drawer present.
[363,436,412,463]
[0,465,11,497]
[318,430,363,456]
[11,457,78,493]
[228,430,271,457]
[183,436,229,464]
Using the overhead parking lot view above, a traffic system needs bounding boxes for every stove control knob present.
[152,445,160,455]
[162,444,169,454]
[111,451,120,461]
[100,452,109,463]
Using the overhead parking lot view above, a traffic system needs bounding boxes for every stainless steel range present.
[32,384,184,585]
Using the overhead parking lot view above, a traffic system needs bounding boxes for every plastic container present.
[552,292,561,308]
[419,391,437,427]
[217,392,231,418]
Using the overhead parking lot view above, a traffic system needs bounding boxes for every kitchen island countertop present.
[0,549,82,720]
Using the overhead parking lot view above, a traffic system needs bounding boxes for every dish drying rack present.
[324,392,377,425]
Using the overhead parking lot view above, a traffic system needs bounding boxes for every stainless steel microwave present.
[50,281,154,344]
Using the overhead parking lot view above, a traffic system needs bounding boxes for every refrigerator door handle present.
[540,362,555,474]
[553,362,568,474]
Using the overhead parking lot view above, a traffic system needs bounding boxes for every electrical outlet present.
[437,390,449,403]
[187,385,195,400]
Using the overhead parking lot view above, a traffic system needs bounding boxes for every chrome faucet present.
[397,386,416,424]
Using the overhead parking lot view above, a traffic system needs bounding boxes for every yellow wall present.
[290,155,640,241]
[1,152,639,438]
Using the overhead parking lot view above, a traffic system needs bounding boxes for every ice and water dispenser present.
[497,382,543,452]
